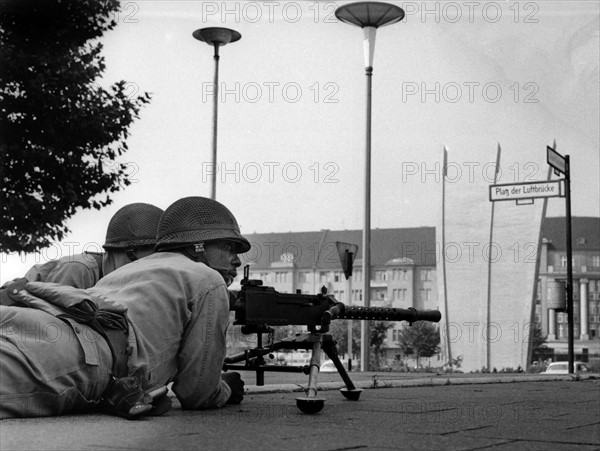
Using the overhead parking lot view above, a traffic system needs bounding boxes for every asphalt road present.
[1,373,599,451]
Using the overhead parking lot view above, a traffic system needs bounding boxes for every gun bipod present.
[223,331,362,414]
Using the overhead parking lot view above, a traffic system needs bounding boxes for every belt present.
[55,298,130,378]
[101,324,130,378]
[3,279,131,380]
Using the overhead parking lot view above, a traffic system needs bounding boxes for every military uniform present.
[24,252,103,289]
[0,252,232,418]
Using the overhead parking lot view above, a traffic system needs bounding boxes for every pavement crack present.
[565,420,600,431]
[327,446,368,451]
[461,439,519,450]
[440,425,494,436]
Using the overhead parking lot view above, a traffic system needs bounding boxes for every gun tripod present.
[223,325,363,414]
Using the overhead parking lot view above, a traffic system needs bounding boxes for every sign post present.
[547,145,574,374]
[336,242,358,371]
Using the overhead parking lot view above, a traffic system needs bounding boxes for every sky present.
[1,0,599,283]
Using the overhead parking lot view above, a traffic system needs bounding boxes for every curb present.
[244,374,595,394]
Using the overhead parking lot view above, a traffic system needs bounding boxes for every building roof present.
[240,227,436,270]
[238,217,598,271]
[541,216,600,251]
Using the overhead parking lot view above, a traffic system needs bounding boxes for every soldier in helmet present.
[23,203,164,288]
[1,196,246,419]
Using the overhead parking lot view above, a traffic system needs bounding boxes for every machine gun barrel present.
[234,269,441,329]
[335,305,441,323]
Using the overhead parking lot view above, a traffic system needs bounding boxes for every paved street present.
[1,374,598,451]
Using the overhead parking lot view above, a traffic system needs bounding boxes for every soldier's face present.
[203,241,242,281]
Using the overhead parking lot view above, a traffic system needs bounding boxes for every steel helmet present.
[155,196,250,253]
[103,203,164,250]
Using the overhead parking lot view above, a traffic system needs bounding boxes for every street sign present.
[489,180,564,202]
[547,146,566,175]
[335,241,358,280]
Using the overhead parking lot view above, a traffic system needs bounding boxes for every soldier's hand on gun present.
[221,372,245,404]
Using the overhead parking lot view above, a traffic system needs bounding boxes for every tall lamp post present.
[193,27,241,200]
[335,2,404,371]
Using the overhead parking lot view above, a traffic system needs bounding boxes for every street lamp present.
[193,27,241,200]
[335,2,404,371]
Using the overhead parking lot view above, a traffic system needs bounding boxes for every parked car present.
[319,360,347,373]
[541,361,590,374]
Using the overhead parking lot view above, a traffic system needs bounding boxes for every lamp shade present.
[192,27,241,46]
[336,2,404,69]
[335,2,405,28]
[362,26,377,68]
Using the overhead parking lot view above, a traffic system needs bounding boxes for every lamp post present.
[193,27,241,200]
[335,2,404,371]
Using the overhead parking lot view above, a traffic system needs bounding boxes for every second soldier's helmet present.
[103,203,164,250]
[155,196,250,253]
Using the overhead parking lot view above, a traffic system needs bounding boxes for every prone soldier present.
[0,196,246,419]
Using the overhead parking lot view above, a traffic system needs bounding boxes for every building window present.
[319,272,328,284]
[373,270,386,281]
[392,269,407,280]
[275,272,288,283]
[333,290,345,301]
[374,289,385,300]
[420,289,431,301]
[354,270,362,281]
[592,256,600,268]
[392,288,407,301]
[420,269,432,281]
[560,255,567,267]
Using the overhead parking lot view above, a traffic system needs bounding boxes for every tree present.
[329,320,360,358]
[530,323,552,363]
[0,0,151,253]
[370,321,392,370]
[397,321,441,368]
[330,320,392,370]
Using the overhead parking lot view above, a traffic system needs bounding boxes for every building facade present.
[229,227,439,364]
[230,217,600,366]
[536,217,600,363]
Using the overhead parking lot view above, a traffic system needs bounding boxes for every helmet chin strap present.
[184,244,234,286]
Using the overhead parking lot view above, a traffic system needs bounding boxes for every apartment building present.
[536,216,600,362]
[231,227,438,360]
[230,217,600,365]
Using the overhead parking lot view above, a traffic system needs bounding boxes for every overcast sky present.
[2,0,599,283]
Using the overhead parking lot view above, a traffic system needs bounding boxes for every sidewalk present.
[1,374,599,451]
[244,371,588,394]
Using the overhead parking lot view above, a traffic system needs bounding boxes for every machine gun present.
[224,266,442,414]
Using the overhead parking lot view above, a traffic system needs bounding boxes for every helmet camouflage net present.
[155,196,250,253]
[103,203,164,250]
